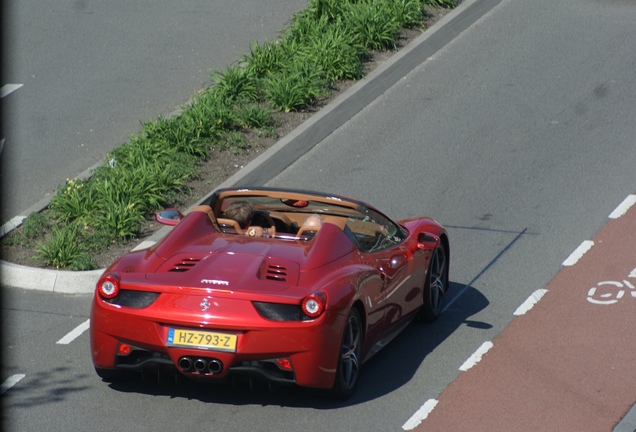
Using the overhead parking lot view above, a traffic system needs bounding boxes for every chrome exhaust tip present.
[208,359,223,374]
[178,356,193,371]
[194,358,208,372]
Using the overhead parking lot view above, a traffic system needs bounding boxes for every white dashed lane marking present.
[56,319,90,345]
[402,399,439,431]
[562,240,594,267]
[0,83,23,98]
[609,194,636,219]
[459,341,494,372]
[514,289,548,316]
[1,374,26,394]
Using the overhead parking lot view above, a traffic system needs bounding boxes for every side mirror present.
[154,209,183,226]
[417,232,440,250]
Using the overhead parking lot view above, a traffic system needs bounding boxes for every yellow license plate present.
[167,328,237,352]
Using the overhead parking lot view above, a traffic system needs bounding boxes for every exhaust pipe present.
[178,357,223,374]
[178,356,193,371]
[209,359,223,374]
[194,358,208,373]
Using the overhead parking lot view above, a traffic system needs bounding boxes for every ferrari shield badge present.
[200,298,210,312]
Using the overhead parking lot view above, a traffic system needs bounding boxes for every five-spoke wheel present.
[331,307,363,399]
[419,243,448,322]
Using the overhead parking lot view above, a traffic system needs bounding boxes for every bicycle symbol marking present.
[587,267,636,305]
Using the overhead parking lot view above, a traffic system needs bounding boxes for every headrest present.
[216,218,243,234]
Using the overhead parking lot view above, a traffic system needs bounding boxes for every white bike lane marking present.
[586,268,636,305]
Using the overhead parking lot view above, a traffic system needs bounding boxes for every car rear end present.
[90,269,347,389]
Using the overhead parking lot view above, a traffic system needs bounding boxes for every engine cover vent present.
[265,265,288,282]
[169,258,201,273]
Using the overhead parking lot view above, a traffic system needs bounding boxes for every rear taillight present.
[301,291,327,318]
[97,273,120,299]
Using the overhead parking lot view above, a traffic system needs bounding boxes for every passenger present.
[298,214,323,239]
[302,214,323,231]
[223,201,255,230]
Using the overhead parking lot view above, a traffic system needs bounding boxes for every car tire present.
[418,243,448,322]
[330,307,363,400]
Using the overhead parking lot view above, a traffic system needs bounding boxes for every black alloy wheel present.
[331,307,363,399]
[418,243,448,322]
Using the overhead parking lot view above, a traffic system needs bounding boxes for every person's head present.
[302,214,323,230]
[224,200,255,229]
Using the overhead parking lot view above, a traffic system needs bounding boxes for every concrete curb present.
[0,0,496,294]
[0,260,104,294]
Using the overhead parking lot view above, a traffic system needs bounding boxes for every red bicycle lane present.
[409,195,636,432]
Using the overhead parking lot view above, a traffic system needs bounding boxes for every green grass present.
[35,224,97,270]
[5,0,456,269]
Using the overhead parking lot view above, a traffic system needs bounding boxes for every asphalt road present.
[3,0,636,430]
[0,0,306,225]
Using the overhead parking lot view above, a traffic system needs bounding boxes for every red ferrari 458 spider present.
[90,187,449,399]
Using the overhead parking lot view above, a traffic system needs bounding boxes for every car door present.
[349,208,420,330]
[372,240,422,329]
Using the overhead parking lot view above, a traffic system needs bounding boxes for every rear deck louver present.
[168,258,201,272]
[265,265,288,282]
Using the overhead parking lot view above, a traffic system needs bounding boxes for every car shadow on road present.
[105,281,489,408]
[348,282,490,405]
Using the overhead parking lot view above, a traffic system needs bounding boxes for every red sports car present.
[90,187,450,398]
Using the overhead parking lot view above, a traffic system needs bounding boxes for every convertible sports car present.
[90,187,449,398]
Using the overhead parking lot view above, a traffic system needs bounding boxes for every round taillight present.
[98,273,120,299]
[301,292,327,318]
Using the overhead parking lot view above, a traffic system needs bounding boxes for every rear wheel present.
[330,308,363,400]
[419,243,448,322]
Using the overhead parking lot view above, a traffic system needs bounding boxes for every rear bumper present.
[90,293,345,389]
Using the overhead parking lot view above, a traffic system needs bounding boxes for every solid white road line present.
[56,319,90,345]
[402,399,439,430]
[514,289,548,316]
[1,374,26,394]
[562,240,594,267]
[609,195,636,219]
[1,84,23,98]
[459,341,493,372]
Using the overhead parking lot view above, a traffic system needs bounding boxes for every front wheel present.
[330,307,363,400]
[418,243,448,322]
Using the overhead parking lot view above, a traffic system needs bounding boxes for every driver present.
[223,200,255,230]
